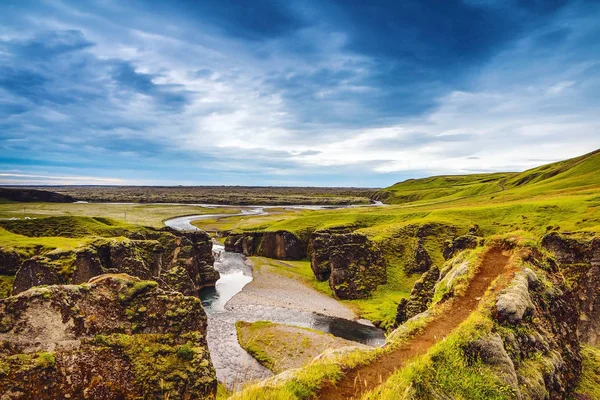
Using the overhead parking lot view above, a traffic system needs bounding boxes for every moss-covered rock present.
[394,266,440,327]
[309,232,386,299]
[10,228,219,297]
[224,231,306,260]
[0,274,217,399]
[542,233,600,345]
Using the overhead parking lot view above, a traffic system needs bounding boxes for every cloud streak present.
[0,0,599,186]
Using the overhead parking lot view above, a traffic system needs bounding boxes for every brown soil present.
[315,247,512,400]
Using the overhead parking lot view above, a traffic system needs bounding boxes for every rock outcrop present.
[224,231,305,260]
[541,232,600,345]
[0,248,23,275]
[309,232,386,299]
[394,266,440,326]
[0,274,217,399]
[487,262,582,399]
[11,229,219,297]
[443,225,484,260]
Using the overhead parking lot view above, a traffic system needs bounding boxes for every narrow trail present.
[316,247,512,400]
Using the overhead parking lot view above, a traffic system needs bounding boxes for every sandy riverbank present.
[227,260,357,321]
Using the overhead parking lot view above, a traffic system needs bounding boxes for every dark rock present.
[310,233,333,281]
[394,266,440,326]
[309,232,386,299]
[71,248,104,284]
[10,228,219,297]
[412,242,432,273]
[12,258,63,295]
[542,233,600,345]
[0,274,217,399]
[0,247,23,274]
[443,235,480,260]
[224,231,306,260]
[0,187,76,203]
[258,231,306,259]
[224,233,243,252]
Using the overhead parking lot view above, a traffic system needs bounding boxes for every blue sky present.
[1,0,599,187]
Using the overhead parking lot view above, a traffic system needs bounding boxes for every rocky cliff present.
[382,244,584,399]
[0,274,217,399]
[224,230,305,259]
[9,228,219,297]
[309,231,386,299]
[541,232,600,345]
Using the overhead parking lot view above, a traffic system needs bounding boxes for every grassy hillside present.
[374,148,600,205]
[373,172,512,205]
[215,149,600,327]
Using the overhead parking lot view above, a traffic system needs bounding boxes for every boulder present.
[463,333,519,390]
[495,270,537,325]
[0,274,217,399]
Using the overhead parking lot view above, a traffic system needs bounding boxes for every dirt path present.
[316,247,511,400]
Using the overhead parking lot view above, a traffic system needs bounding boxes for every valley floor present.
[228,261,356,320]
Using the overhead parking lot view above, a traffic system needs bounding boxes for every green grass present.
[231,345,382,400]
[575,345,600,399]
[235,321,277,371]
[0,275,15,299]
[0,202,239,228]
[219,150,600,329]
[366,313,516,400]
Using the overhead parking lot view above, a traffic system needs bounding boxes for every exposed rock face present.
[394,266,440,326]
[463,333,519,389]
[11,229,219,297]
[0,274,217,399]
[541,233,600,345]
[224,231,306,260]
[495,269,537,325]
[0,248,23,275]
[488,263,582,399]
[443,225,484,260]
[443,235,480,260]
[309,232,386,299]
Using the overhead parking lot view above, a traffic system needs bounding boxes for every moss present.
[575,346,600,399]
[236,321,276,371]
[90,332,213,398]
[118,280,158,303]
[177,342,196,361]
[368,313,516,400]
[35,352,56,369]
[0,275,15,299]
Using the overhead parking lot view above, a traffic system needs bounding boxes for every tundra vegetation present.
[0,149,599,399]
[7,185,376,205]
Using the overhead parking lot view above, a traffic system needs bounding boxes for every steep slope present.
[372,172,512,205]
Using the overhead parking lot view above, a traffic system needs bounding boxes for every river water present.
[164,205,386,390]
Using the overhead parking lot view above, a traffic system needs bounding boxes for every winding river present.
[164,205,385,390]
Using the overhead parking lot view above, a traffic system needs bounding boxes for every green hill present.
[374,148,600,205]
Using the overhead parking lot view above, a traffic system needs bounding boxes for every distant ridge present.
[0,187,76,203]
